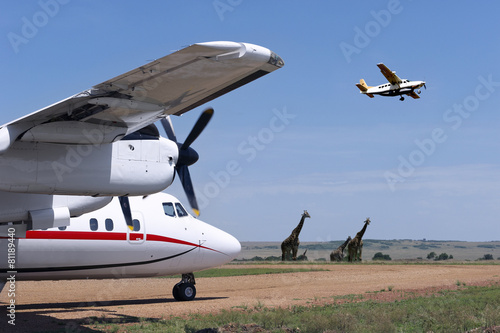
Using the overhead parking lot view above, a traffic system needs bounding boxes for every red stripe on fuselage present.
[26,230,126,241]
[21,230,222,254]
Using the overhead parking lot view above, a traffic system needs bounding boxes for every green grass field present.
[88,283,500,332]
[163,266,328,279]
[87,264,500,333]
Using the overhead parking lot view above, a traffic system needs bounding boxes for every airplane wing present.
[408,91,420,99]
[0,42,284,150]
[377,63,402,86]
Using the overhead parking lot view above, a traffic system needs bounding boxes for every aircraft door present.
[127,211,146,244]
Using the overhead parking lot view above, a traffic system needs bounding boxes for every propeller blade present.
[160,108,213,216]
[161,116,177,142]
[181,108,214,150]
[118,196,134,230]
[177,165,199,217]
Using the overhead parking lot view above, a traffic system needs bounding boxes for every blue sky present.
[1,1,500,242]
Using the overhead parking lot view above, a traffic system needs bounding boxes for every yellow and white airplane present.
[356,63,426,101]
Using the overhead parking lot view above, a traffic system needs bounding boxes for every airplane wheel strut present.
[173,273,196,301]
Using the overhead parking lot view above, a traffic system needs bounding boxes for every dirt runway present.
[2,264,500,332]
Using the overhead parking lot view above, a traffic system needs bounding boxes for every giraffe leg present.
[285,248,292,261]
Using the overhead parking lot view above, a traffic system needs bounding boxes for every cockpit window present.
[175,203,189,217]
[163,202,175,217]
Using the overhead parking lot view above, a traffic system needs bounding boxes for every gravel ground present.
[1,264,500,332]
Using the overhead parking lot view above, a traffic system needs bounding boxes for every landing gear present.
[173,273,196,301]
[417,89,422,94]
[399,96,405,101]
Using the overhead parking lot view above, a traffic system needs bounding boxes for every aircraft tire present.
[173,282,196,301]
[172,284,181,300]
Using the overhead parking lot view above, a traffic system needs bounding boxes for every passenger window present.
[105,218,114,231]
[132,219,140,231]
[163,202,175,217]
[175,203,188,217]
[90,218,98,231]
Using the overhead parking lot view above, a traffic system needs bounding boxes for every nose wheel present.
[173,273,196,301]
[399,96,405,101]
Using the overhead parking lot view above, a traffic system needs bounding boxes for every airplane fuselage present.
[365,80,425,97]
[0,193,241,282]
[356,63,425,100]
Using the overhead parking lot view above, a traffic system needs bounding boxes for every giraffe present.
[330,236,352,262]
[347,218,371,262]
[281,210,311,261]
[297,249,308,261]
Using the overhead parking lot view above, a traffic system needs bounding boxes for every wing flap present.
[3,42,284,146]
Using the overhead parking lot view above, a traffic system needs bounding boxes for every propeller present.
[118,196,134,230]
[161,108,214,216]
[117,108,212,225]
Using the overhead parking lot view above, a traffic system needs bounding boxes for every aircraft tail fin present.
[356,79,372,91]
[356,79,374,98]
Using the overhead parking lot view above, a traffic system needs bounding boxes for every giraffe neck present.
[339,237,350,250]
[356,221,369,240]
[291,214,307,238]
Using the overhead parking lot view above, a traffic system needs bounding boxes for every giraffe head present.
[346,236,352,242]
[364,217,370,225]
[303,210,311,219]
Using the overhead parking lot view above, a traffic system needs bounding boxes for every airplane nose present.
[196,219,241,266]
[216,231,241,261]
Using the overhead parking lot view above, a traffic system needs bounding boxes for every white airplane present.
[0,41,283,301]
[0,41,284,232]
[356,63,426,101]
[1,192,241,301]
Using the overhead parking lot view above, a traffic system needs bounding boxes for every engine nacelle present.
[0,137,177,196]
[0,192,113,236]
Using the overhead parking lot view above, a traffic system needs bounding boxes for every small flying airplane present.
[356,63,426,101]
[0,41,283,301]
